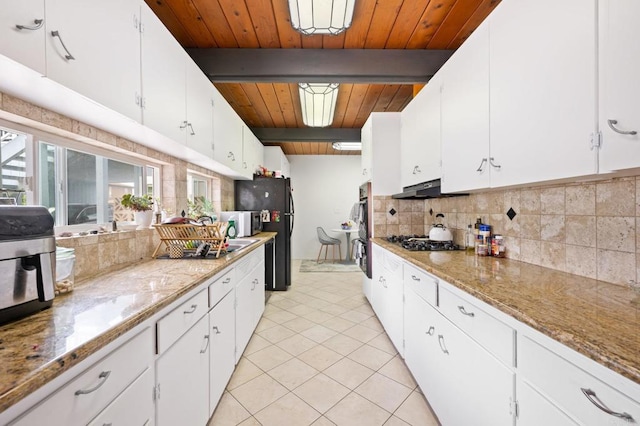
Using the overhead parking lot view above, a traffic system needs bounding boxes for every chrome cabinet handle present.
[362,169,367,175]
[379,277,387,288]
[75,371,111,395]
[426,326,435,336]
[581,388,634,421]
[183,304,197,314]
[411,275,420,282]
[223,278,231,284]
[212,326,221,334]
[243,161,248,169]
[200,334,210,354]
[251,278,258,290]
[458,305,475,317]
[412,165,421,174]
[476,157,487,172]
[607,119,637,136]
[438,335,449,355]
[228,152,235,161]
[50,30,75,60]
[489,157,501,170]
[187,123,195,136]
[16,19,43,30]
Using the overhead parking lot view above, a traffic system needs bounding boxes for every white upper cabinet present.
[401,74,442,188]
[441,22,490,193]
[599,0,640,173]
[46,0,142,122]
[141,3,187,144]
[212,87,243,171]
[0,0,46,74]
[489,0,597,187]
[241,125,264,179]
[185,59,214,157]
[361,112,402,195]
[263,146,290,177]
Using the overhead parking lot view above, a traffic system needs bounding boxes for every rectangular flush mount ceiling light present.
[332,142,361,151]
[288,0,357,35]
[299,83,339,127]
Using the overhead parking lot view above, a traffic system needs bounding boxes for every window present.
[187,170,221,218]
[1,122,161,228]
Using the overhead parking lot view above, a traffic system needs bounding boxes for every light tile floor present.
[208,260,440,426]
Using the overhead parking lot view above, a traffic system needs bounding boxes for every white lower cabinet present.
[155,314,209,426]
[516,376,578,426]
[208,290,235,413]
[12,327,153,426]
[235,251,265,363]
[88,368,154,426]
[518,333,640,425]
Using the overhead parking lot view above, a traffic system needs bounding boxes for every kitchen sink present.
[226,238,259,252]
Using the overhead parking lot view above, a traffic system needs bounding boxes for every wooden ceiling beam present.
[251,128,361,143]
[187,48,454,83]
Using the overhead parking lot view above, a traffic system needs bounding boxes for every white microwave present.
[219,211,262,237]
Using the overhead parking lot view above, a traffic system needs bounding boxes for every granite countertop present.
[0,233,276,415]
[374,238,640,385]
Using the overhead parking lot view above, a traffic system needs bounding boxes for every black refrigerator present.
[235,177,293,291]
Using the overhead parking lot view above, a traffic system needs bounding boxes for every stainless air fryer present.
[0,206,56,325]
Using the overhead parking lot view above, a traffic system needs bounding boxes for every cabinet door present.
[441,22,490,193]
[235,274,254,363]
[46,0,142,122]
[370,244,386,324]
[599,0,640,172]
[0,0,45,74]
[251,261,266,328]
[186,60,214,157]
[383,251,404,355]
[240,126,263,180]
[404,288,438,394]
[209,291,236,414]
[360,117,373,183]
[213,88,243,171]
[141,3,186,144]
[489,0,597,187]
[156,316,209,426]
[401,76,442,187]
[429,309,515,426]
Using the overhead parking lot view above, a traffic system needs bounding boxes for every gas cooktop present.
[385,235,464,252]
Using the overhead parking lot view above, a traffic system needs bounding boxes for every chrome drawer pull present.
[16,19,43,30]
[251,278,258,290]
[411,275,420,282]
[223,278,231,284]
[212,326,221,334]
[200,334,210,353]
[183,304,197,314]
[50,30,75,60]
[228,151,235,161]
[580,388,634,421]
[458,305,475,317]
[438,335,449,355]
[607,119,637,136]
[425,326,435,336]
[75,371,111,395]
[489,157,502,170]
[412,165,421,175]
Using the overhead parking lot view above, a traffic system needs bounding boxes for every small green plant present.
[187,196,216,219]
[119,193,153,212]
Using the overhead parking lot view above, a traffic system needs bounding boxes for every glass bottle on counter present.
[465,225,475,251]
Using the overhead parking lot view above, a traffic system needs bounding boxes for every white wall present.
[289,155,362,260]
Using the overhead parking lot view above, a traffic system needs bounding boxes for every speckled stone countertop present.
[374,238,640,385]
[0,233,276,415]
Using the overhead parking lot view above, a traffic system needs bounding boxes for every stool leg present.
[317,244,323,263]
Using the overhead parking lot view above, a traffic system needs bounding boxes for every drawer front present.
[88,367,154,426]
[519,335,640,425]
[157,289,208,354]
[438,285,514,366]
[13,328,152,426]
[382,250,403,278]
[209,268,235,308]
[235,249,261,279]
[404,263,438,307]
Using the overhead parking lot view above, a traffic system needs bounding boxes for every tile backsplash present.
[373,176,640,287]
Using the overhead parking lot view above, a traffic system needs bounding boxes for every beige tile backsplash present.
[373,176,640,286]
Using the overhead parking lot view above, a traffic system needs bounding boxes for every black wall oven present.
[354,182,372,278]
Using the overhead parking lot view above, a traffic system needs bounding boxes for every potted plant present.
[187,196,216,221]
[119,193,154,229]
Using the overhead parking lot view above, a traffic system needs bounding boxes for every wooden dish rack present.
[152,222,229,258]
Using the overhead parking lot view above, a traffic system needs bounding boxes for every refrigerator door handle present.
[289,190,295,237]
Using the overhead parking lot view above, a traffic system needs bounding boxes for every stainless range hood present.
[391,179,467,199]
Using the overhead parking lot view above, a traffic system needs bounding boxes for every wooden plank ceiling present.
[144,0,501,155]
